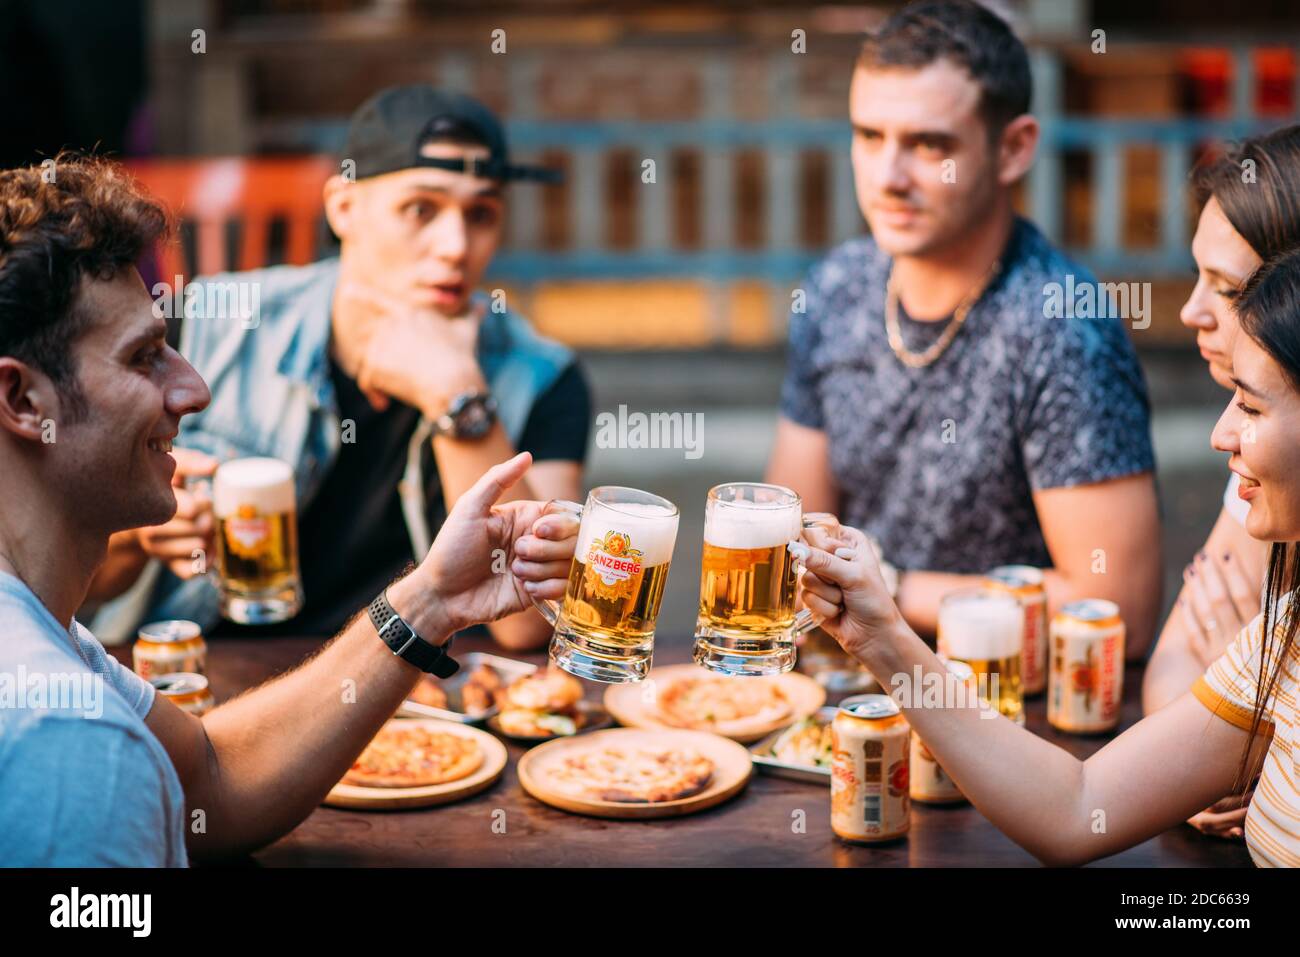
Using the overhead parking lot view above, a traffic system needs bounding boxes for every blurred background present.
[3,0,1297,640]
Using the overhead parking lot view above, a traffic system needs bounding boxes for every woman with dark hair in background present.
[1143,125,1300,838]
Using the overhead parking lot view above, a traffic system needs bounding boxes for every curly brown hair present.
[0,151,168,419]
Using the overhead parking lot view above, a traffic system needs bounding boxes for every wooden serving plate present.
[517,727,753,820]
[603,663,826,744]
[324,719,507,810]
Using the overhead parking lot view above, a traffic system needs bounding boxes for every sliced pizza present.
[545,745,714,803]
[343,724,484,789]
[655,674,792,737]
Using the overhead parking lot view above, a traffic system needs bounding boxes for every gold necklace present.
[884,258,1001,369]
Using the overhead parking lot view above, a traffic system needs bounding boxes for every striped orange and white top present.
[1193,608,1299,868]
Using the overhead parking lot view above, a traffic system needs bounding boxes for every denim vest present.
[91,258,574,642]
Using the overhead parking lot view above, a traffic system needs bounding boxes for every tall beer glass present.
[937,586,1025,725]
[532,486,679,683]
[692,482,833,676]
[213,457,303,624]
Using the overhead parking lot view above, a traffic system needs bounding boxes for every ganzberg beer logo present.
[584,530,644,600]
[224,503,271,560]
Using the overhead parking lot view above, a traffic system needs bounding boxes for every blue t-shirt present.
[780,218,1156,573]
[0,572,188,866]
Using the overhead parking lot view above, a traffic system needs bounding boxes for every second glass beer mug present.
[692,482,831,677]
[212,457,304,624]
[532,486,680,683]
[937,586,1025,725]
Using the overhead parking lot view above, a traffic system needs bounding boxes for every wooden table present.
[114,636,1253,867]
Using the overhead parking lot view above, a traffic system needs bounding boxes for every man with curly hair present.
[0,154,577,865]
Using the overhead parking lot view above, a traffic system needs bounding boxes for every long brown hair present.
[1191,125,1300,262]
[1231,246,1300,791]
[1190,126,1300,790]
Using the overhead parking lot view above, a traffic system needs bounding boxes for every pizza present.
[342,723,484,789]
[545,745,714,803]
[655,674,793,738]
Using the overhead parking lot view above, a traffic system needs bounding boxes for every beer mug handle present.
[184,475,218,581]
[529,499,585,627]
[791,513,840,637]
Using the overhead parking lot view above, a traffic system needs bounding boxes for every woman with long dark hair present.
[1143,126,1300,838]
[795,246,1300,865]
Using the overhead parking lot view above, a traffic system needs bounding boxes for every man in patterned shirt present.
[768,0,1161,656]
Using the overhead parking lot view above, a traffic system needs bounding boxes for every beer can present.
[1048,599,1125,733]
[133,619,206,680]
[832,694,910,843]
[987,565,1047,695]
[150,672,215,717]
[909,658,973,805]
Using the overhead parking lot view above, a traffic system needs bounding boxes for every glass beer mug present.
[532,486,680,683]
[937,586,1025,725]
[212,457,304,624]
[692,482,835,676]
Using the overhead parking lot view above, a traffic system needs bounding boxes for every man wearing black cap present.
[90,87,590,650]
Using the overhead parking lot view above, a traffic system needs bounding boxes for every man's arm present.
[85,528,150,603]
[1144,508,1267,713]
[144,453,576,860]
[434,423,539,507]
[895,473,1162,658]
[144,573,443,860]
[764,417,840,513]
[85,449,218,602]
[442,366,589,651]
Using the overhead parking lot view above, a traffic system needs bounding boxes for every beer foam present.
[213,457,296,517]
[578,501,679,567]
[939,592,1024,660]
[704,506,802,550]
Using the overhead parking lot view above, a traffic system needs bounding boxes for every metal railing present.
[256,45,1291,289]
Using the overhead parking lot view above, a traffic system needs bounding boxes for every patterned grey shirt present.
[780,217,1155,573]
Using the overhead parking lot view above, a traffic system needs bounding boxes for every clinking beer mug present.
[531,486,680,683]
[212,457,304,624]
[692,482,838,677]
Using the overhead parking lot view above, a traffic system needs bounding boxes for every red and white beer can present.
[1048,599,1125,733]
[832,694,910,843]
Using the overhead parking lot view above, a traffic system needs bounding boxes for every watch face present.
[458,401,493,438]
[450,393,496,439]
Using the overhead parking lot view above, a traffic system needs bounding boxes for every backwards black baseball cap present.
[342,85,562,184]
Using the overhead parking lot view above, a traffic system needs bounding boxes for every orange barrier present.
[126,156,337,282]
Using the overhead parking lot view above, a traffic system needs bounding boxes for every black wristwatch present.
[433,390,497,440]
[367,589,459,678]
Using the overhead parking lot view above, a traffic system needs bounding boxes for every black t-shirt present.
[211,358,591,638]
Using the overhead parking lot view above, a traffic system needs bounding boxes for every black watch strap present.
[367,589,459,678]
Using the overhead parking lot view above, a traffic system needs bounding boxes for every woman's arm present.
[860,617,1254,864]
[796,527,1268,866]
[1143,507,1267,714]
